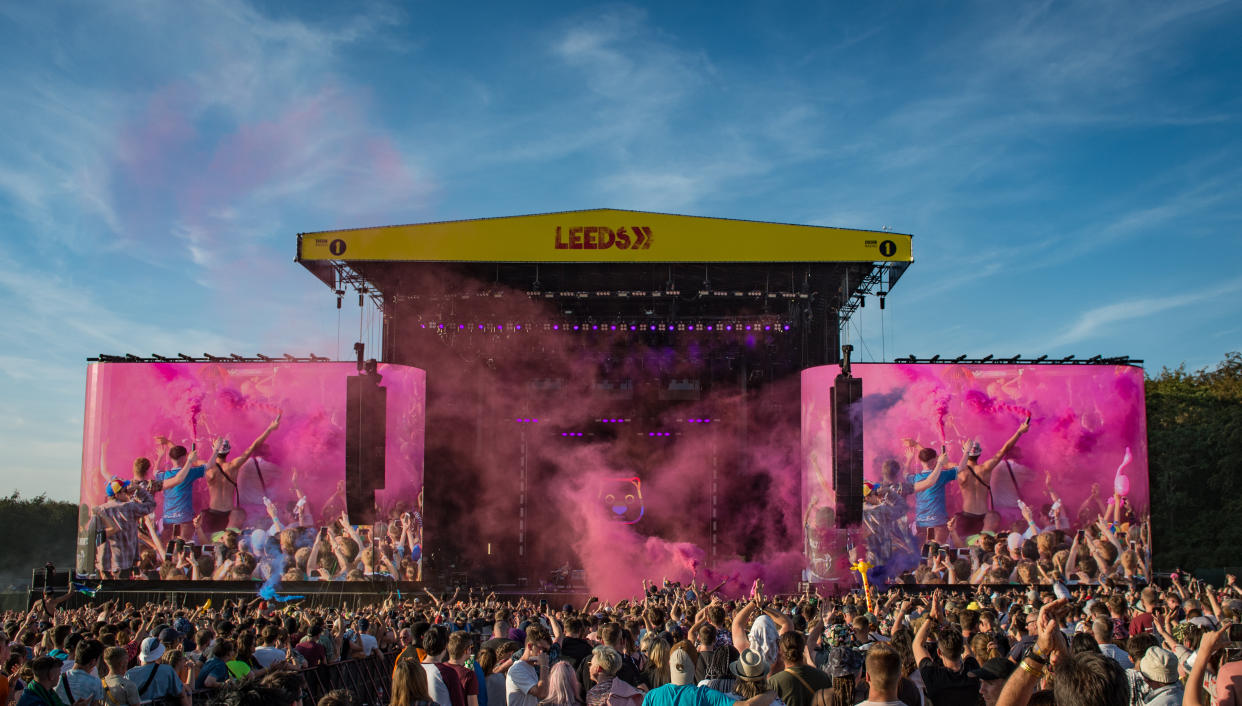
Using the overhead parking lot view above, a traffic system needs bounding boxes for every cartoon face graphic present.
[599,477,644,524]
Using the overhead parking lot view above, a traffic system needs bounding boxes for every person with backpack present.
[125,637,188,706]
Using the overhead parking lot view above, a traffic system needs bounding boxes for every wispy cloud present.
[1044,276,1242,349]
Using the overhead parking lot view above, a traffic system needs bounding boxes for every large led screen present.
[77,362,425,580]
[803,363,1149,586]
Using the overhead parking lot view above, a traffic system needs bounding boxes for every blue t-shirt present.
[911,467,958,526]
[195,659,230,690]
[157,465,206,523]
[642,684,739,706]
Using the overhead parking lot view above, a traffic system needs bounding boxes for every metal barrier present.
[190,652,399,706]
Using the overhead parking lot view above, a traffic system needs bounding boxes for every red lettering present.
[554,226,569,249]
[598,227,615,249]
[615,226,631,249]
[640,226,652,249]
[569,227,584,249]
[584,226,597,249]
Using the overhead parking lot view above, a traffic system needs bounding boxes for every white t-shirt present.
[356,633,379,657]
[506,659,540,706]
[423,662,452,706]
[253,646,286,668]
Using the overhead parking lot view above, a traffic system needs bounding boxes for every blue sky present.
[1,1,1240,500]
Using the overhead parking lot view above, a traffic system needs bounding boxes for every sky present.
[1,0,1240,501]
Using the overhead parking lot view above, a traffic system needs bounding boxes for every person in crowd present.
[955,419,1030,536]
[202,414,281,533]
[53,639,103,705]
[507,626,552,706]
[393,659,438,706]
[768,632,831,706]
[93,478,158,579]
[910,444,957,545]
[126,635,190,706]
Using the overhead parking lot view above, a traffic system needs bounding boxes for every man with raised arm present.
[955,418,1030,536]
[911,442,955,544]
[199,413,281,533]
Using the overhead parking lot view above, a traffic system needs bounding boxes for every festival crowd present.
[5,572,1242,706]
[88,416,424,583]
[809,420,1152,587]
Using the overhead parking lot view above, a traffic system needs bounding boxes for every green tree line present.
[0,353,1237,584]
[1146,351,1242,572]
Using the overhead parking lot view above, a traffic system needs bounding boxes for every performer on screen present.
[200,413,281,533]
[954,417,1030,535]
[157,438,224,539]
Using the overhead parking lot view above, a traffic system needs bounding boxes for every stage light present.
[458,325,465,330]
[592,324,599,330]
[553,324,560,330]
[764,325,771,331]
[745,325,753,331]
[706,325,714,331]
[783,325,791,331]
[629,325,637,331]
[667,325,675,331]
[516,325,522,330]
[610,325,617,330]
[573,325,580,331]
[687,325,695,331]
[726,325,733,331]
[650,325,657,330]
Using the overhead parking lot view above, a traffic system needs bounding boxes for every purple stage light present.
[629,325,637,331]
[706,325,714,331]
[553,324,560,330]
[746,325,753,331]
[498,325,504,330]
[688,325,695,331]
[610,325,617,330]
[592,324,599,330]
[573,325,580,331]
[764,325,771,331]
[668,325,675,331]
[726,325,733,331]
[783,325,790,331]
[516,325,522,330]
[420,323,426,329]
[650,325,657,330]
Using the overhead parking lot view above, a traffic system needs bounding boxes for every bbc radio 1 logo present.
[314,238,348,256]
[865,238,898,257]
[554,226,652,250]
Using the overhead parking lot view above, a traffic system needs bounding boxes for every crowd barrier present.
[189,652,398,706]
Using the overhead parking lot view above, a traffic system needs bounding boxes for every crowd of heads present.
[4,571,1240,706]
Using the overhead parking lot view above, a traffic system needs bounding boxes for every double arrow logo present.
[554,226,652,250]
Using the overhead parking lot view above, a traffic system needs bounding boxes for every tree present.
[0,492,78,589]
[1146,352,1242,571]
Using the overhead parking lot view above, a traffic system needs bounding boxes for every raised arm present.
[978,418,1030,473]
[163,441,217,491]
[732,600,759,651]
[913,444,951,493]
[236,413,281,467]
[912,598,936,665]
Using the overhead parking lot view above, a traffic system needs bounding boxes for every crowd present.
[809,420,1153,587]
[87,418,424,583]
[4,571,1240,706]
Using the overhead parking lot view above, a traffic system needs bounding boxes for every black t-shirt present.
[560,637,593,669]
[917,656,982,706]
[695,645,740,684]
[769,664,835,706]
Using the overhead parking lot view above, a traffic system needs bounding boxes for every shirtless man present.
[955,417,1030,535]
[200,413,281,533]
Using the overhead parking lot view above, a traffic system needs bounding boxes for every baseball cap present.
[970,657,1016,681]
[158,628,181,644]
